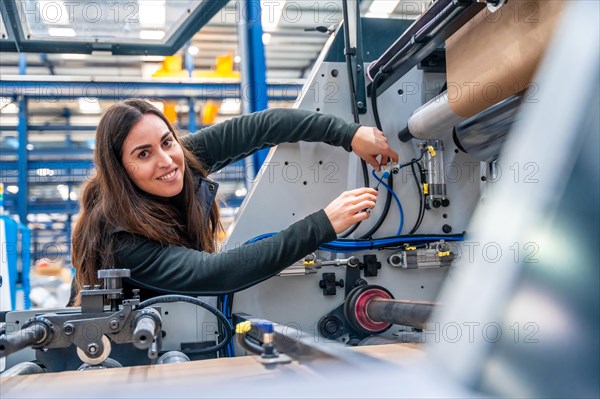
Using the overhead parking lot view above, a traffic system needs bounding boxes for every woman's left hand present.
[351,126,399,170]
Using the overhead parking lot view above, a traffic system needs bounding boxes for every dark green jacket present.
[79,109,360,301]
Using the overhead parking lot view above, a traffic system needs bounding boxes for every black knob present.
[441,198,450,207]
[432,199,442,208]
[318,315,344,339]
[324,320,339,335]
[354,279,367,288]
[442,224,453,233]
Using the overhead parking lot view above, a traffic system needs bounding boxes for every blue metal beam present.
[1,148,94,157]
[240,0,270,175]
[17,97,27,224]
[0,79,302,101]
[0,125,97,132]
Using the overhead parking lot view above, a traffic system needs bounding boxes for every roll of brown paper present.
[445,0,565,117]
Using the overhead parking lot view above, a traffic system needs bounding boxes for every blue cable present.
[244,232,464,252]
[219,294,232,357]
[371,169,404,235]
[226,294,235,357]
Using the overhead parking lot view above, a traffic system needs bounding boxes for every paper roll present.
[445,0,565,117]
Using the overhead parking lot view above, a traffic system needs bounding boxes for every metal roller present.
[366,299,436,330]
[344,285,438,335]
[453,94,522,162]
[399,91,466,142]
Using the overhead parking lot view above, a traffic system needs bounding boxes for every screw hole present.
[319,161,323,164]
[164,311,169,315]
[303,181,307,185]
[421,285,424,289]
[481,176,487,182]
[284,161,289,166]
[331,69,339,77]
[316,108,320,112]
[454,149,459,154]
[398,89,404,95]
[443,214,448,219]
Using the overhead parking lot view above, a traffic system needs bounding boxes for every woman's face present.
[121,113,185,198]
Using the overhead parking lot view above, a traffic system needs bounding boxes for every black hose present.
[216,295,226,357]
[408,161,425,234]
[357,71,394,238]
[338,0,370,238]
[359,173,394,239]
[236,334,265,356]
[137,295,232,355]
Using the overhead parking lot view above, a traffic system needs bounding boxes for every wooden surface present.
[0,343,424,398]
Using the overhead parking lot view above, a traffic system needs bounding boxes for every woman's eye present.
[163,139,173,148]
[138,150,149,159]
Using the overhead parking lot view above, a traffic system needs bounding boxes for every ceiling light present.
[235,187,248,197]
[6,186,18,194]
[141,56,166,62]
[368,0,400,15]
[61,54,88,60]
[220,99,241,115]
[187,46,199,56]
[78,98,101,114]
[0,98,18,114]
[57,185,69,201]
[148,101,165,112]
[36,168,55,177]
[234,55,242,64]
[139,0,166,28]
[139,30,166,41]
[47,28,76,37]
[262,33,271,45]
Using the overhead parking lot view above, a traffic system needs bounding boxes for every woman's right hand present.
[324,188,378,234]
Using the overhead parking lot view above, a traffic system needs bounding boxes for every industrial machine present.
[1,1,598,398]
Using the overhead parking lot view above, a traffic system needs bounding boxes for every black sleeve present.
[181,108,360,173]
[113,210,336,295]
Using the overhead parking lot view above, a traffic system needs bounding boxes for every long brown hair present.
[72,99,222,303]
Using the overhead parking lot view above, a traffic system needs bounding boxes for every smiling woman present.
[122,114,186,198]
[69,99,397,305]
